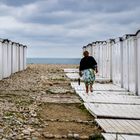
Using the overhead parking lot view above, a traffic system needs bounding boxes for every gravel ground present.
[0,64,102,140]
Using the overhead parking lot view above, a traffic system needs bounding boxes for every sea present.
[27,58,81,65]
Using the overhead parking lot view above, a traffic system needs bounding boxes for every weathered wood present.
[64,69,79,73]
[84,103,140,119]
[96,119,140,135]
[77,91,139,104]
[71,82,127,91]
[67,73,111,82]
[102,133,140,140]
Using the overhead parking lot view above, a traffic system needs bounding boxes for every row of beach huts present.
[83,30,140,96]
[0,39,27,80]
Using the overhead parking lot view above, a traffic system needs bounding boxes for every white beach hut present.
[95,41,102,76]
[106,39,114,80]
[128,34,137,94]
[91,42,96,57]
[83,46,86,52]
[136,30,140,95]
[19,44,24,71]
[102,41,108,78]
[0,39,3,80]
[7,40,12,77]
[23,45,27,70]
[112,37,123,87]
[2,39,9,78]
[86,44,92,56]
[94,42,100,68]
[98,41,105,77]
[11,42,17,73]
[122,35,130,90]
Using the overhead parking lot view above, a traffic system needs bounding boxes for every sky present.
[0,0,140,58]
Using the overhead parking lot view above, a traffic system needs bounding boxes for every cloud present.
[0,0,140,58]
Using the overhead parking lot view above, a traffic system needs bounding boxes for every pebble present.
[43,133,54,138]
[80,135,89,139]
[54,134,62,139]
[22,129,31,135]
[0,129,4,133]
[74,134,80,139]
[67,133,73,138]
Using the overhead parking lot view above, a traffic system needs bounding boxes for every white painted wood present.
[71,82,127,92]
[112,38,123,87]
[67,73,111,82]
[84,103,140,119]
[102,133,140,140]
[77,91,139,104]
[16,43,20,72]
[7,41,12,77]
[96,119,140,135]
[23,46,27,70]
[66,73,80,80]
[2,41,8,78]
[122,35,129,91]
[0,40,3,80]
[12,43,17,73]
[137,31,140,96]
[64,69,79,73]
[128,36,137,94]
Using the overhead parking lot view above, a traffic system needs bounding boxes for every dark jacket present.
[79,56,97,71]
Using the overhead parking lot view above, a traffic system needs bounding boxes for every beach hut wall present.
[106,39,114,80]
[136,30,140,95]
[110,37,123,87]
[128,35,137,94]
[82,46,86,52]
[94,42,100,69]
[86,44,92,56]
[2,39,9,78]
[0,39,3,80]
[91,42,96,57]
[0,38,27,81]
[99,42,104,77]
[102,41,108,78]
[7,40,12,77]
[11,42,17,73]
[19,44,24,71]
[23,46,27,70]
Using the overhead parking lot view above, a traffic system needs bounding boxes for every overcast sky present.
[0,0,140,58]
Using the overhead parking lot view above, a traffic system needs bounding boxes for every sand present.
[0,64,102,139]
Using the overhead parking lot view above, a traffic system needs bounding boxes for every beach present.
[0,64,101,139]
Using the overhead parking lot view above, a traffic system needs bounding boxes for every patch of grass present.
[79,103,93,115]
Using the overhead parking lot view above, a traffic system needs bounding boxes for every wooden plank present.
[76,90,133,95]
[66,73,111,82]
[66,73,81,80]
[84,103,140,119]
[71,82,127,92]
[96,119,140,135]
[64,69,79,73]
[76,90,139,104]
[102,133,140,140]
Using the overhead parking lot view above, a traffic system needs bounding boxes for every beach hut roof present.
[136,29,140,36]
[122,34,135,40]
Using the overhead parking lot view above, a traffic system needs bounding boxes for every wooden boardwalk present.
[66,72,111,82]
[96,119,140,135]
[64,68,79,73]
[65,68,140,138]
[71,82,127,91]
[102,133,140,140]
[77,90,139,104]
[84,103,140,119]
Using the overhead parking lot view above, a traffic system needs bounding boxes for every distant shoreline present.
[27,58,81,64]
